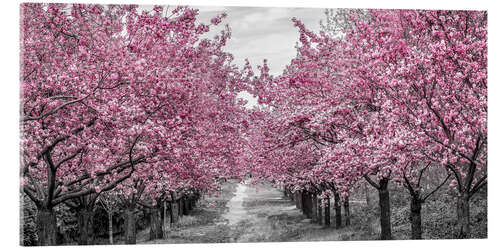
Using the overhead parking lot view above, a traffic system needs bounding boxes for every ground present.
[136,179,486,244]
[139,180,363,244]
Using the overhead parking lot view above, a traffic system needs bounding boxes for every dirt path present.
[222,181,249,225]
[142,180,346,244]
[221,181,324,242]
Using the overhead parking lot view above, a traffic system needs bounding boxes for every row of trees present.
[20,4,248,245]
[20,4,487,244]
[244,9,487,240]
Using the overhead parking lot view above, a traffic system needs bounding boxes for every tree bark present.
[187,198,193,212]
[170,200,179,228]
[410,196,423,240]
[344,196,350,226]
[124,207,136,244]
[162,200,170,238]
[311,195,318,223]
[324,197,331,226]
[317,198,323,225]
[364,182,371,207]
[108,210,113,244]
[36,207,57,246]
[183,198,190,215]
[378,178,392,240]
[76,207,94,245]
[456,192,470,239]
[302,192,312,217]
[149,205,163,240]
[334,192,342,229]
[295,191,302,209]
[178,199,184,218]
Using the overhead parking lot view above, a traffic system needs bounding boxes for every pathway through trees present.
[221,181,324,242]
[223,182,249,225]
[143,181,335,244]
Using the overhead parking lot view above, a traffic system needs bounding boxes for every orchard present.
[20,4,487,245]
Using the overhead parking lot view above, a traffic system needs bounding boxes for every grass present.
[137,180,486,244]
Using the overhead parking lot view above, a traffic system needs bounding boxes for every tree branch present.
[471,174,487,196]
[55,148,83,169]
[364,174,380,189]
[423,174,451,201]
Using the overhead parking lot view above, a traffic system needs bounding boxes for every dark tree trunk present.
[456,193,470,239]
[344,196,350,226]
[300,192,307,213]
[178,199,184,218]
[378,178,392,240]
[170,201,179,228]
[317,198,323,225]
[183,198,189,215]
[302,192,312,217]
[295,191,302,210]
[187,198,193,211]
[76,207,94,245]
[149,205,163,240]
[124,207,136,244]
[324,197,331,226]
[162,200,170,238]
[108,210,113,244]
[191,198,196,209]
[36,207,57,246]
[311,195,318,223]
[334,192,342,229]
[410,196,423,240]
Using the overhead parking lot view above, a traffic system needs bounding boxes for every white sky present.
[195,6,324,108]
[138,5,324,108]
[194,6,323,76]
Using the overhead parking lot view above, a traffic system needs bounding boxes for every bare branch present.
[423,174,451,201]
[364,174,380,189]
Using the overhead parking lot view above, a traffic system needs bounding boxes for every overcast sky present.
[139,5,325,108]
[195,5,324,107]
[194,6,324,76]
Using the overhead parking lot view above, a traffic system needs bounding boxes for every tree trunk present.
[302,192,312,217]
[295,191,302,209]
[162,200,170,238]
[76,207,94,245]
[378,178,392,240]
[364,182,371,207]
[325,197,331,226]
[178,199,184,218]
[36,207,57,246]
[170,200,179,228]
[183,198,190,215]
[410,196,423,240]
[344,196,350,226]
[456,192,470,239]
[311,195,318,223]
[187,198,193,212]
[191,198,196,209]
[124,207,136,244]
[334,192,342,229]
[317,198,323,225]
[108,211,113,244]
[150,206,163,240]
